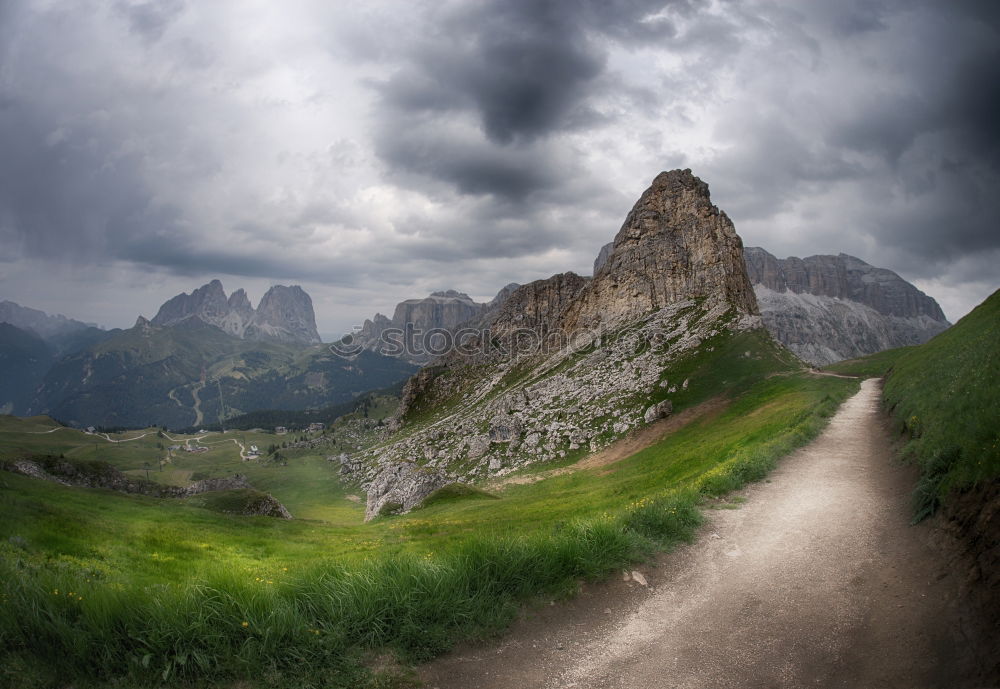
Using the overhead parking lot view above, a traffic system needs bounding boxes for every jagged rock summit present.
[151,280,321,345]
[744,247,949,365]
[346,169,768,520]
[563,169,757,333]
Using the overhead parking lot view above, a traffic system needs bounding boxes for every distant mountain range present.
[1,233,952,425]
[355,244,950,371]
[0,283,415,426]
[150,279,321,345]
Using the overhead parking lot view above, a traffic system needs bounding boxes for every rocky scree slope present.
[744,247,949,365]
[151,279,321,345]
[338,170,764,520]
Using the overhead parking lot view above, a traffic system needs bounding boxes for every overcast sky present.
[1,0,997,336]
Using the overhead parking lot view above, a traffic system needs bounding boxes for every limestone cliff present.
[744,247,949,365]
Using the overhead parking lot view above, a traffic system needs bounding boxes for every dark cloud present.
[0,0,998,330]
[114,0,186,42]
[370,0,700,198]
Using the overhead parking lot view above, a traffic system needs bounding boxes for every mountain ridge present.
[151,280,321,345]
[743,247,949,365]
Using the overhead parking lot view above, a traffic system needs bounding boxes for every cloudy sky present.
[1,0,997,336]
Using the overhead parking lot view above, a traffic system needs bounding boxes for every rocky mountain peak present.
[488,283,522,309]
[562,169,758,333]
[151,281,321,344]
[355,171,768,518]
[227,288,253,315]
[247,285,321,344]
[744,247,947,322]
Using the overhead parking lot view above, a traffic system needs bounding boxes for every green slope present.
[0,325,860,688]
[0,323,53,415]
[881,289,1000,518]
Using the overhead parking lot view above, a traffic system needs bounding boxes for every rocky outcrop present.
[744,248,950,365]
[490,273,589,340]
[593,242,614,275]
[1,457,293,518]
[245,285,321,344]
[151,280,321,344]
[349,169,766,520]
[364,462,453,520]
[561,169,758,333]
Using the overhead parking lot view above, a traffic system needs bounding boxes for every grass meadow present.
[0,345,859,688]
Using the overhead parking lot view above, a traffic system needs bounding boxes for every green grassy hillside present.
[0,323,53,415]
[0,325,860,688]
[881,290,1000,519]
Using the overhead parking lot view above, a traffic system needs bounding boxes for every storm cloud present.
[0,0,997,333]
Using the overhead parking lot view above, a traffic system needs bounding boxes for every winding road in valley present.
[420,379,981,688]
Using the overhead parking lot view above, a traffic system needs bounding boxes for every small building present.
[307,422,325,432]
[85,426,96,434]
[275,426,288,435]
[250,445,259,453]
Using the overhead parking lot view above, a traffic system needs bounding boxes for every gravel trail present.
[419,378,977,688]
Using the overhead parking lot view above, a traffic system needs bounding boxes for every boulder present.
[644,399,674,424]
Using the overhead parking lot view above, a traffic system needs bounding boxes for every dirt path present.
[486,396,730,490]
[419,379,980,688]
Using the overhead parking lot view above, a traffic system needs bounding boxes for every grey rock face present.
[744,247,946,320]
[364,462,452,520]
[246,285,321,344]
[562,169,758,333]
[151,280,321,344]
[593,242,614,274]
[744,248,950,365]
[490,273,590,340]
[392,291,483,332]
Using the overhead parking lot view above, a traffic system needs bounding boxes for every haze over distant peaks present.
[150,279,321,345]
[0,300,98,338]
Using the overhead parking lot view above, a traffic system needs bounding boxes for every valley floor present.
[419,379,984,688]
